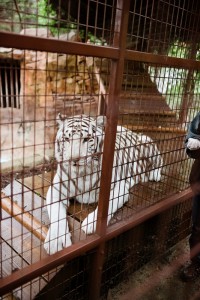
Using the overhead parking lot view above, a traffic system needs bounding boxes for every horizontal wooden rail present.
[124,125,186,134]
[1,32,200,70]
[105,187,193,241]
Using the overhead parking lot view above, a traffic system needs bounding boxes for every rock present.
[20,28,52,37]
[57,30,81,42]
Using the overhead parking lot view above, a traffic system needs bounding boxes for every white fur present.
[44,115,162,254]
[187,138,200,150]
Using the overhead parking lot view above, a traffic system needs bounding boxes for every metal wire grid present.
[100,200,192,299]
[1,0,200,53]
[0,52,111,299]
[0,0,117,45]
[127,0,200,55]
[0,0,199,298]
[32,256,90,300]
[0,58,20,108]
[0,45,110,268]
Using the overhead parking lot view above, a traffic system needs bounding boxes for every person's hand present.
[187,138,200,150]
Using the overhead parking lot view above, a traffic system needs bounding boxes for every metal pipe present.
[88,2,131,298]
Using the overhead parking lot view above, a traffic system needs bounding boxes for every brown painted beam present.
[0,31,119,59]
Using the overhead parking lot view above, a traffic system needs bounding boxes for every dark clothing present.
[186,112,200,261]
[186,112,200,193]
[189,159,200,195]
[186,112,200,159]
[186,112,200,141]
[189,195,200,262]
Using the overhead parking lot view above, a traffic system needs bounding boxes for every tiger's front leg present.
[44,186,72,255]
[81,181,129,234]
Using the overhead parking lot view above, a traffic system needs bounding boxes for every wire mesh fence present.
[0,0,200,299]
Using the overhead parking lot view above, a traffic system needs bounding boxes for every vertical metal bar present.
[179,39,198,124]
[15,64,19,108]
[10,63,14,108]
[5,64,9,107]
[88,1,130,299]
[0,69,2,107]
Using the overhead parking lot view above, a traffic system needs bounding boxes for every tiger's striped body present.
[44,114,162,254]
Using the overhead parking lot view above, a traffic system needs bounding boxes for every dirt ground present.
[106,238,200,300]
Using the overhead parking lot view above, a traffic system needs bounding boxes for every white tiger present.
[44,114,163,254]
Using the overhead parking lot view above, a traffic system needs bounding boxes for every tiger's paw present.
[81,212,97,235]
[149,169,162,182]
[44,226,72,255]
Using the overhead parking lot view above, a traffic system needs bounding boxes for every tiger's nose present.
[72,158,79,164]
[72,158,79,166]
[73,158,79,162]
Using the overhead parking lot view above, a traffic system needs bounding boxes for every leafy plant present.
[37,0,56,27]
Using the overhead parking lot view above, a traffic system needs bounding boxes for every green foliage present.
[37,1,79,36]
[168,41,189,59]
[1,0,108,42]
[167,42,200,113]
[87,32,107,45]
[37,0,56,26]
[17,0,57,31]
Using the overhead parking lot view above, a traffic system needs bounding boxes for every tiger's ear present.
[96,115,106,127]
[56,113,65,127]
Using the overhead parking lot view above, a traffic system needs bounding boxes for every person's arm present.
[185,112,200,159]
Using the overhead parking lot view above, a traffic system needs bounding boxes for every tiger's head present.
[55,114,106,166]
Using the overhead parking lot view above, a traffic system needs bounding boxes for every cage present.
[0,0,200,299]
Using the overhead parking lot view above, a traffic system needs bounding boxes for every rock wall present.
[0,28,103,170]
[0,28,100,121]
